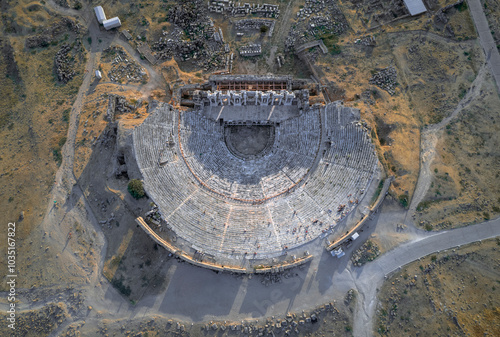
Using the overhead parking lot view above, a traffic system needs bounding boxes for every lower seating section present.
[177,108,321,200]
[133,102,377,258]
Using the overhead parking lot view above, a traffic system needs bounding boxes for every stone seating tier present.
[133,102,378,259]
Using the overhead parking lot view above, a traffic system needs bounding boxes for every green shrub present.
[128,179,145,199]
[398,194,409,208]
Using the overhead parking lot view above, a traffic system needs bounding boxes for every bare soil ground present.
[375,238,500,336]
[415,71,500,229]
[0,0,85,286]
[314,31,481,206]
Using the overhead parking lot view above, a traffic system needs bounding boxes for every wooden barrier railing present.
[136,217,314,274]
[326,176,394,251]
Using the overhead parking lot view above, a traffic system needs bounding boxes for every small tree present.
[260,25,269,34]
[128,179,145,199]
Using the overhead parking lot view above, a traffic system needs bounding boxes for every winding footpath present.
[407,64,488,217]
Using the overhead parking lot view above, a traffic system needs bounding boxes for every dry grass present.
[0,302,69,337]
[376,238,500,336]
[0,1,85,250]
[315,27,481,202]
[416,73,500,229]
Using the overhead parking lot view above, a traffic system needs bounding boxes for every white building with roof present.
[403,0,427,16]
[103,17,121,30]
[94,6,106,24]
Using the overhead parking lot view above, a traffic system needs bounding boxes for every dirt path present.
[406,63,488,220]
[4,2,499,336]
[352,22,496,333]
[114,39,165,98]
[270,0,297,50]
[29,0,143,327]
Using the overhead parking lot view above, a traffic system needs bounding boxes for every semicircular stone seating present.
[133,101,378,259]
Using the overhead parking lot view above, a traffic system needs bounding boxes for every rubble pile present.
[361,90,376,105]
[351,240,380,266]
[99,212,117,229]
[199,303,345,335]
[285,0,349,51]
[354,35,376,46]
[239,43,262,56]
[258,271,302,286]
[208,1,279,18]
[351,0,408,26]
[54,44,76,83]
[26,18,80,48]
[152,1,229,72]
[371,0,408,23]
[106,94,138,121]
[104,47,148,83]
[144,203,164,226]
[234,19,275,36]
[369,66,397,95]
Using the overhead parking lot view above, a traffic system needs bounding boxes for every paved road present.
[355,2,500,331]
[3,2,499,335]
[353,217,500,337]
[468,0,500,93]
[50,214,498,330]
